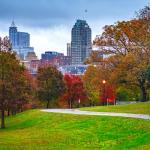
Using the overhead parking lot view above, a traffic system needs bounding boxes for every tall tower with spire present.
[9,21,34,59]
[9,20,18,47]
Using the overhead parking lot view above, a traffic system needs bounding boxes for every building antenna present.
[11,18,16,27]
[83,9,88,20]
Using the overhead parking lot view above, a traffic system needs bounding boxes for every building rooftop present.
[74,19,89,28]
[11,20,16,27]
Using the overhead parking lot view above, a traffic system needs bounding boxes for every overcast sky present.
[0,0,149,58]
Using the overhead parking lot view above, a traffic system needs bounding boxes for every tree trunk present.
[1,110,5,129]
[139,78,147,102]
[90,100,92,107]
[7,109,10,116]
[68,99,72,109]
[141,87,147,102]
[12,109,17,115]
[46,100,50,108]
[20,106,23,112]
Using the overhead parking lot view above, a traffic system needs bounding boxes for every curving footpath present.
[41,109,150,120]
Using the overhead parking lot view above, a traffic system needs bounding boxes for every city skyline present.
[0,0,149,58]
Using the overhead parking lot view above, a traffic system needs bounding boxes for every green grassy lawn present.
[0,110,150,150]
[80,102,150,115]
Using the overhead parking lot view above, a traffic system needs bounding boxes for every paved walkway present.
[41,109,150,120]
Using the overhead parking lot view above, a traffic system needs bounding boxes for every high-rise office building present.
[17,32,30,47]
[9,21,18,47]
[9,21,34,59]
[71,19,92,65]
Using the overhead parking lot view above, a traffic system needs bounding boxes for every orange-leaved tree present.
[93,6,150,101]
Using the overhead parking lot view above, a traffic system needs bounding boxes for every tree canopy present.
[0,37,32,128]
[37,66,65,108]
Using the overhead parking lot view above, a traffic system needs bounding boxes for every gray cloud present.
[0,0,149,28]
[0,0,149,58]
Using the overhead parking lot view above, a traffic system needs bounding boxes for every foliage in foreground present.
[0,37,33,128]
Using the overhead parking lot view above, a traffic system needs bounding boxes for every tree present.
[37,66,65,108]
[0,37,32,128]
[9,69,34,114]
[109,52,149,102]
[116,87,129,101]
[84,51,103,65]
[82,62,116,106]
[147,66,150,87]
[82,65,101,106]
[116,85,140,102]
[62,74,87,108]
[93,5,150,102]
[101,83,116,105]
[137,5,150,20]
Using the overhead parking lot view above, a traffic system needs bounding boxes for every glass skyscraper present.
[9,21,18,47]
[9,21,34,60]
[71,20,92,65]
[17,32,30,47]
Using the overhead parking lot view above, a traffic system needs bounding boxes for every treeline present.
[0,37,89,128]
[0,37,36,128]
[85,5,150,103]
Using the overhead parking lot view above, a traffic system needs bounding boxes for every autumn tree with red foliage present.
[60,74,87,108]
[101,82,116,105]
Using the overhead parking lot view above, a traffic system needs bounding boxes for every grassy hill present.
[80,102,150,115]
[0,109,150,150]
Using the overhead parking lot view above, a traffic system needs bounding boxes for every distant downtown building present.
[41,51,71,67]
[41,51,63,61]
[9,21,34,59]
[70,19,92,65]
